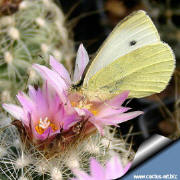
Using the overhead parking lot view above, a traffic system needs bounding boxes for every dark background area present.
[58,0,180,59]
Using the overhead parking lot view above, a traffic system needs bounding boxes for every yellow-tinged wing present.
[83,10,160,85]
[83,43,175,100]
[82,10,175,100]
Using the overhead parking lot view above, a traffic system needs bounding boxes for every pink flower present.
[72,155,131,180]
[2,44,88,143]
[32,44,89,96]
[2,83,78,143]
[32,44,143,135]
[88,91,142,135]
[69,90,143,135]
[2,44,143,144]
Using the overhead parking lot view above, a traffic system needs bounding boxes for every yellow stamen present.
[71,102,77,107]
[35,117,58,135]
[71,101,99,116]
[35,125,45,135]
[50,123,58,131]
[91,110,98,115]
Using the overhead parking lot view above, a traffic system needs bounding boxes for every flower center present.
[71,101,98,116]
[35,117,58,135]
[39,117,50,129]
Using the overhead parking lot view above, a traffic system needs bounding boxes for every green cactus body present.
[0,0,75,102]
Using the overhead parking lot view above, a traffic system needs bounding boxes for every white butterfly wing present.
[83,10,160,85]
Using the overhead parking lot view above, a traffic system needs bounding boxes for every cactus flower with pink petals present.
[33,44,143,134]
[72,155,131,180]
[3,83,79,143]
[3,44,143,148]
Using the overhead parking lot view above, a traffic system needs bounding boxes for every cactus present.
[0,118,133,179]
[0,0,75,103]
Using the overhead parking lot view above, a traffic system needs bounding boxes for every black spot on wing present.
[130,40,137,46]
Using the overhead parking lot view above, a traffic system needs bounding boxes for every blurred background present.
[59,0,180,58]
[0,0,180,151]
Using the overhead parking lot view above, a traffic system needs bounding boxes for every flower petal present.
[2,104,24,120]
[89,117,105,135]
[34,88,49,117]
[16,92,34,113]
[107,91,129,108]
[54,109,76,130]
[97,107,131,118]
[33,64,67,101]
[90,111,143,135]
[74,107,89,117]
[28,85,37,101]
[90,158,105,179]
[73,44,89,83]
[50,55,71,85]
[98,111,143,125]
[105,155,131,179]
[31,125,51,141]
[123,162,132,174]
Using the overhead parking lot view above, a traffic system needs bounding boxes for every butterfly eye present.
[130,40,137,46]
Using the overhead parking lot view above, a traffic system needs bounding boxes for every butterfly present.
[76,10,175,101]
